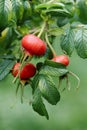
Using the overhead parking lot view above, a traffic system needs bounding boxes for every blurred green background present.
[0,38,87,130]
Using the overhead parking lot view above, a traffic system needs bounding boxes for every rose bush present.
[0,0,86,119]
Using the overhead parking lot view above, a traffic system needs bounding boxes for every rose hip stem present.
[45,33,56,57]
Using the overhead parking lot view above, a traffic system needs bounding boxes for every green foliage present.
[1,0,87,59]
[11,0,24,22]
[32,88,49,120]
[0,0,87,119]
[0,27,13,51]
[0,59,15,80]
[31,60,69,118]
[78,0,87,24]
[32,74,60,119]
[60,26,75,56]
[40,65,68,77]
[23,1,32,20]
[0,0,32,30]
[57,17,69,27]
[38,75,60,104]
[0,0,13,29]
[32,74,60,104]
[74,26,87,58]
[61,24,87,58]
[40,60,68,76]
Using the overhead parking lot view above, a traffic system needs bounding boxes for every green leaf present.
[38,60,68,77]
[17,24,29,36]
[49,27,64,36]
[57,17,69,27]
[64,1,75,17]
[38,74,60,105]
[0,59,15,80]
[46,8,71,17]
[0,0,13,29]
[0,54,15,60]
[60,26,75,56]
[23,0,32,20]
[31,74,40,92]
[0,27,13,49]
[32,73,60,105]
[35,2,64,10]
[32,88,49,120]
[36,62,44,71]
[10,39,21,60]
[45,59,67,69]
[40,65,68,77]
[74,27,87,58]
[11,0,24,22]
[47,2,65,9]
[78,0,87,24]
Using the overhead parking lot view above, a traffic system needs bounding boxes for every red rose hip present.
[51,55,69,66]
[20,63,36,80]
[12,63,20,77]
[21,34,46,56]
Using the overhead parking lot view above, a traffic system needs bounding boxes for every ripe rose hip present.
[12,63,20,77]
[20,63,36,80]
[21,34,46,56]
[51,55,69,66]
